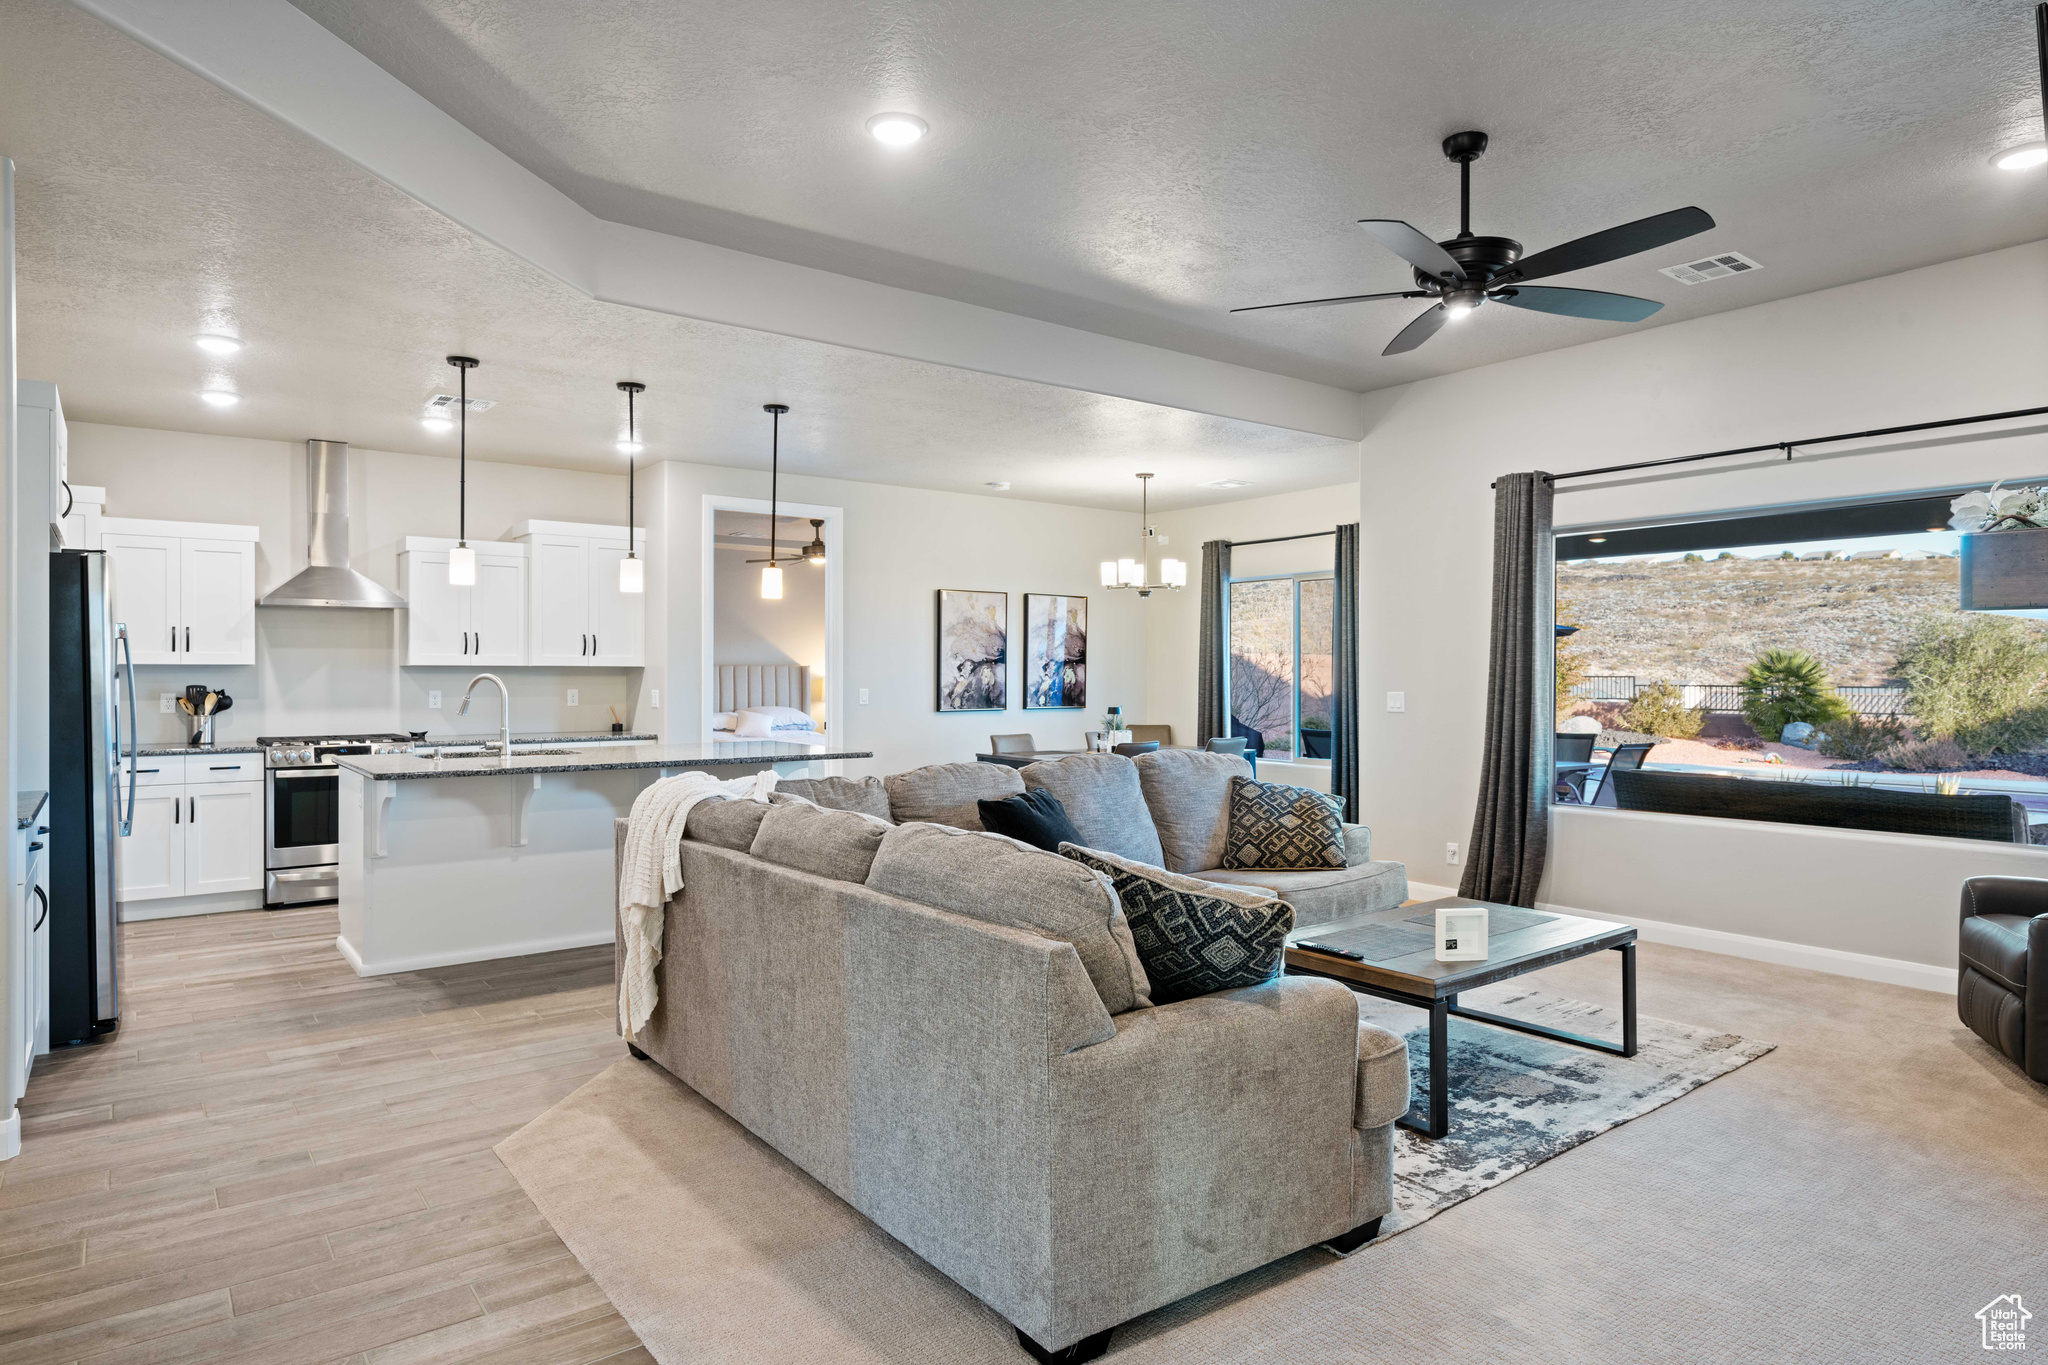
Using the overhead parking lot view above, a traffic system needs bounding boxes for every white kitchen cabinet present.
[101,518,259,665]
[397,539,528,666]
[115,769,264,904]
[513,521,645,667]
[116,789,185,903]
[59,485,105,551]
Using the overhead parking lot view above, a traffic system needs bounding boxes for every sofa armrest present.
[1961,875,2048,923]
[1343,823,1372,866]
[1354,1022,1409,1130]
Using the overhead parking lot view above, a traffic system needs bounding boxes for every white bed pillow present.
[732,709,780,738]
[711,711,738,732]
[749,705,816,729]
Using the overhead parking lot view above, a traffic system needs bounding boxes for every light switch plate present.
[859,688,870,705]
[159,694,173,713]
[566,689,579,706]
[651,689,660,708]
[427,690,441,710]
[1386,692,1406,713]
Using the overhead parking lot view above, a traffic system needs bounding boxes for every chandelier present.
[1100,473,1186,597]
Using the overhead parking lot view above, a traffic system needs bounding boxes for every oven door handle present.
[269,767,340,779]
[268,867,338,883]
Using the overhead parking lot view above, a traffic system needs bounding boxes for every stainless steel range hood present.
[258,440,407,609]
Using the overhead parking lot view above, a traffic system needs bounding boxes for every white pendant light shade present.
[1100,561,1118,587]
[1161,557,1188,588]
[1118,558,1142,586]
[618,555,644,594]
[448,544,477,586]
[760,564,784,600]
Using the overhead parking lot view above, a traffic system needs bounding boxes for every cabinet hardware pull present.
[171,628,177,651]
[136,768,159,774]
[186,627,191,652]
[174,799,180,824]
[209,765,238,770]
[32,886,47,932]
[592,633,597,654]
[475,632,481,652]
[190,796,197,821]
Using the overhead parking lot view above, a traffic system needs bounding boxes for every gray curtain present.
[1460,473,1555,907]
[1332,523,1360,822]
[1197,540,1231,745]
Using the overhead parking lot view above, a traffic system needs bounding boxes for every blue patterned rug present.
[1352,984,1776,1238]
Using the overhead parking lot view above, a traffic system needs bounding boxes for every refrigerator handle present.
[117,622,138,836]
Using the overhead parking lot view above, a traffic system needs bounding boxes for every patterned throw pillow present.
[1060,844,1293,1005]
[1222,776,1346,870]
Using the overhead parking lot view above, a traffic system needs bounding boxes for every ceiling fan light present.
[760,564,784,600]
[1993,142,2048,171]
[448,544,477,586]
[617,555,644,594]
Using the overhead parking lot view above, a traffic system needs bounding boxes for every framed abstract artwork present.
[1023,593,1087,710]
[936,589,1008,711]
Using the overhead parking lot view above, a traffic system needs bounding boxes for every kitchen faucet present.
[458,673,511,756]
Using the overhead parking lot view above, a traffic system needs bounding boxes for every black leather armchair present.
[1959,877,2048,1082]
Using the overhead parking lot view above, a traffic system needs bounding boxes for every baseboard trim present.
[119,890,265,922]
[335,929,616,978]
[0,1107,19,1161]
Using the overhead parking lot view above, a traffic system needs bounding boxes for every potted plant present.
[1951,483,2048,610]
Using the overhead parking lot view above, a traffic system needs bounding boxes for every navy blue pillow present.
[977,787,1085,852]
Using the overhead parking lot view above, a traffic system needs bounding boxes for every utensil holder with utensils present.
[179,685,234,747]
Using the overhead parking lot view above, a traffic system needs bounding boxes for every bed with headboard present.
[710,663,827,745]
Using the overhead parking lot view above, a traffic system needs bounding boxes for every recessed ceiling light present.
[986,481,1010,490]
[199,391,239,408]
[616,440,643,455]
[866,112,928,146]
[420,415,454,433]
[1993,142,2048,171]
[193,333,242,355]
[1203,478,1252,489]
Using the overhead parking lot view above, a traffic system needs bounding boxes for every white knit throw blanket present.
[617,769,778,1038]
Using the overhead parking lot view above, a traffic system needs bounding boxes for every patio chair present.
[1231,718,1265,757]
[1555,732,1598,803]
[989,733,1036,755]
[1588,742,1654,807]
[1127,724,1172,746]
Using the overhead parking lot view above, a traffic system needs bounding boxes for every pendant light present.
[746,404,790,599]
[447,356,479,585]
[803,517,827,565]
[1099,473,1185,598]
[616,381,645,594]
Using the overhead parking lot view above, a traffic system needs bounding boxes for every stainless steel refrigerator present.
[49,549,128,1045]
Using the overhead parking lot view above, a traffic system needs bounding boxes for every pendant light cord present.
[770,407,780,565]
[627,386,636,560]
[458,363,467,547]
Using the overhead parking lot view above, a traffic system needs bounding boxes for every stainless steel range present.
[260,732,415,907]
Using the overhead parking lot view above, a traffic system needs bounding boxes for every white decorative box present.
[1435,905,1490,962]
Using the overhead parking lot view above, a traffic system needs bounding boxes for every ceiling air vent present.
[425,393,496,413]
[1658,251,1763,286]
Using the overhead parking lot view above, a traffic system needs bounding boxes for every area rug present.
[496,987,1771,1364]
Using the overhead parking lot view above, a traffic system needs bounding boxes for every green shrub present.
[1716,551,1736,561]
[1881,736,1973,772]
[1778,550,1795,560]
[1896,613,2048,752]
[1740,649,1851,740]
[1817,714,1907,761]
[1622,682,1706,738]
[1682,552,1704,564]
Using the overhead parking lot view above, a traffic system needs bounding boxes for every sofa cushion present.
[1021,754,1165,866]
[866,821,1152,1014]
[1198,860,1409,930]
[1131,748,1252,873]
[1223,776,1346,870]
[977,788,1085,853]
[884,761,1024,830]
[682,797,771,851]
[749,800,891,883]
[774,775,894,822]
[1059,844,1293,1005]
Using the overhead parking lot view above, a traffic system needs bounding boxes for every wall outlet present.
[566,689,579,707]
[859,688,871,705]
[427,690,441,710]
[1445,842,1461,866]
[651,689,660,708]
[1386,692,1406,713]
[159,693,173,714]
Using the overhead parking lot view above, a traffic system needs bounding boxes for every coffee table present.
[1285,895,1637,1138]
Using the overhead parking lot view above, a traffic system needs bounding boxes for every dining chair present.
[1206,735,1256,775]
[1588,742,1655,807]
[989,733,1037,755]
[1128,724,1172,746]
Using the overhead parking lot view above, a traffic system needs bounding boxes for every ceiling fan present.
[1232,131,1715,356]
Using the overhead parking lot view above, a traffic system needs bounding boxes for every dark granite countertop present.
[416,731,659,746]
[135,744,263,757]
[18,790,47,831]
[337,742,870,781]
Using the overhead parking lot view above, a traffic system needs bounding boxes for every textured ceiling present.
[0,0,1354,510]
[285,0,2048,391]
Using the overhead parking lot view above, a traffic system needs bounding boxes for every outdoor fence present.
[1573,676,1910,718]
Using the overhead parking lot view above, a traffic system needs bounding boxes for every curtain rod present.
[1227,530,1336,548]
[1489,403,2048,489]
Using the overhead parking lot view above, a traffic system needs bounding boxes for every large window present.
[1229,572,1333,759]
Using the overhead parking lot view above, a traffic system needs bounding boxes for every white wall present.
[66,422,641,744]
[1355,238,2048,981]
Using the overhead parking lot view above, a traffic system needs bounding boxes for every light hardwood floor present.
[0,905,644,1365]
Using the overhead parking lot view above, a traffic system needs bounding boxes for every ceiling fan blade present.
[1501,206,1715,284]
[1491,286,1663,323]
[1357,220,1465,282]
[1230,290,1429,314]
[1381,304,1449,356]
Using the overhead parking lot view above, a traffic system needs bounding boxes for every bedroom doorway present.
[701,495,844,757]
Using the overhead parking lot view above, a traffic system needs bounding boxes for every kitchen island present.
[332,742,871,976]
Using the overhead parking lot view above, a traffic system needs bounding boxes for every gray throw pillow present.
[1222,776,1347,870]
[749,800,891,882]
[773,775,893,822]
[1020,753,1166,866]
[1060,844,1294,1005]
[866,821,1152,1014]
[1132,748,1252,873]
[683,797,771,851]
[883,761,1025,830]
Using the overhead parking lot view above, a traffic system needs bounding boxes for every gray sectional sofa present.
[616,751,1410,1361]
